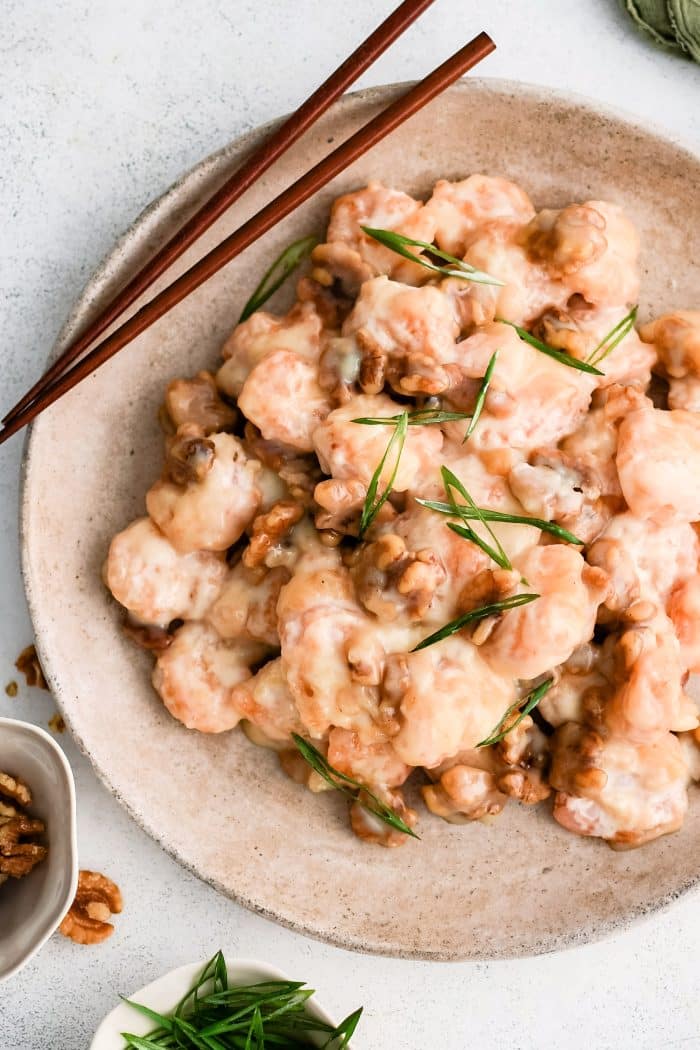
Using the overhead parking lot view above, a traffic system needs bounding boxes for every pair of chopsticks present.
[0,7,494,445]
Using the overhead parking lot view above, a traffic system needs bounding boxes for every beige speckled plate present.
[21,80,700,960]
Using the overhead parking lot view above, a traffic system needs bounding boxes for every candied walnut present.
[523,204,607,277]
[0,770,32,808]
[296,274,352,330]
[493,714,552,805]
[164,424,215,485]
[352,533,447,622]
[164,370,237,433]
[243,500,304,570]
[5,681,17,698]
[356,330,386,395]
[59,870,123,945]
[0,814,47,879]
[15,645,48,690]
[311,241,373,298]
[532,301,597,362]
[423,765,507,823]
[243,423,321,505]
[457,568,521,644]
[122,616,174,652]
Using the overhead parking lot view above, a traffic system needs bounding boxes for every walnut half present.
[59,870,123,945]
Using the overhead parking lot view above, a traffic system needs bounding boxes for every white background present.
[1,2,700,1047]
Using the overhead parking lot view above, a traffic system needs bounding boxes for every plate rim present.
[19,77,700,961]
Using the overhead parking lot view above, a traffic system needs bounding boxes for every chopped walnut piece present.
[48,712,66,734]
[296,275,353,330]
[122,616,174,652]
[0,814,47,879]
[165,423,216,485]
[59,870,123,945]
[523,204,607,277]
[311,241,373,298]
[5,681,17,698]
[15,645,48,690]
[0,771,32,808]
[164,370,237,433]
[243,423,321,505]
[243,501,304,570]
[352,533,446,622]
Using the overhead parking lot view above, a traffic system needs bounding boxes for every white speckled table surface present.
[1,2,699,1047]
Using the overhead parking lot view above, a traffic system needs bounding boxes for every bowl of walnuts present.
[0,716,77,981]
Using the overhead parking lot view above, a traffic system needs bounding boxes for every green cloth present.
[624,0,700,60]
[668,0,700,60]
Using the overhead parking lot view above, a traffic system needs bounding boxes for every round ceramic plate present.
[21,80,700,960]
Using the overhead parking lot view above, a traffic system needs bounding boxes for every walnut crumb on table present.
[15,645,48,690]
[4,681,17,697]
[59,870,123,945]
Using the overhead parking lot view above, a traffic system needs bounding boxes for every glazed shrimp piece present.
[341,276,460,396]
[105,517,227,627]
[152,622,268,733]
[312,393,443,491]
[605,611,697,739]
[146,433,261,553]
[238,350,332,452]
[587,512,699,612]
[327,727,411,789]
[668,576,700,673]
[442,322,596,454]
[424,174,535,256]
[312,180,436,289]
[206,563,289,647]
[481,546,609,680]
[525,201,640,306]
[533,299,655,389]
[462,221,569,326]
[232,658,305,745]
[384,636,517,768]
[217,301,323,399]
[277,543,408,740]
[616,407,700,522]
[351,456,540,626]
[640,310,700,410]
[550,723,689,849]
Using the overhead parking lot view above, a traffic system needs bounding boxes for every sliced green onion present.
[463,350,498,442]
[239,235,317,322]
[414,499,584,546]
[292,734,418,839]
[121,950,364,1047]
[441,465,512,571]
[477,678,554,747]
[358,410,408,537]
[497,319,604,376]
[412,593,539,652]
[586,305,639,366]
[361,226,504,286]
[352,407,472,427]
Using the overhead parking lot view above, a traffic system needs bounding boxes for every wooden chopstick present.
[2,0,437,427]
[0,32,495,445]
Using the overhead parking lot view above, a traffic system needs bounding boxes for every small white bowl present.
[0,716,78,981]
[91,956,344,1048]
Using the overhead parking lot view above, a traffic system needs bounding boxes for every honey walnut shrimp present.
[105,173,700,851]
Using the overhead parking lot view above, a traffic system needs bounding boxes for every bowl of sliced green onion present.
[90,950,362,1050]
